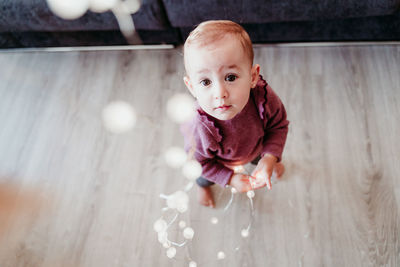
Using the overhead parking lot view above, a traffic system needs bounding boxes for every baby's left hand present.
[251,154,277,190]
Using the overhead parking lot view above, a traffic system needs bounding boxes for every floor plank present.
[0,45,399,267]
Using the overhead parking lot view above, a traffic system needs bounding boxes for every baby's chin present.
[208,109,239,121]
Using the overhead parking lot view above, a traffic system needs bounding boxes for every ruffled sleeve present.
[180,109,234,187]
[252,75,289,162]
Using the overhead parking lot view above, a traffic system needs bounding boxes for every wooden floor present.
[0,45,399,267]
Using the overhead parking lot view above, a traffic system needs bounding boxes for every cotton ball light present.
[182,160,202,180]
[179,220,186,229]
[89,0,118,12]
[165,147,187,169]
[166,247,176,259]
[188,261,197,267]
[158,231,168,244]
[183,227,194,239]
[102,101,136,133]
[166,191,189,213]
[177,203,188,213]
[153,219,167,233]
[123,0,141,13]
[217,251,225,260]
[247,190,255,198]
[241,229,249,238]
[233,165,245,173]
[167,93,196,123]
[210,217,218,224]
[163,242,171,248]
[46,0,89,20]
[231,187,237,194]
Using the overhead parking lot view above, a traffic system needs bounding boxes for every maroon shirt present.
[181,76,289,186]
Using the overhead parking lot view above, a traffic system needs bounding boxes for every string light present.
[179,220,186,229]
[102,101,136,134]
[164,147,188,169]
[247,190,255,199]
[46,0,89,20]
[153,219,167,233]
[183,227,194,239]
[166,94,196,123]
[217,251,226,260]
[166,247,177,259]
[47,0,141,43]
[241,229,249,238]
[89,0,118,12]
[182,160,202,181]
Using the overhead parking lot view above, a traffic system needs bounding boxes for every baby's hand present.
[251,154,278,190]
[228,173,254,193]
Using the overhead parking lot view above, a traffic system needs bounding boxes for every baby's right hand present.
[228,173,254,193]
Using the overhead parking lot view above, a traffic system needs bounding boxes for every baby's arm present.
[252,83,289,189]
[260,85,289,162]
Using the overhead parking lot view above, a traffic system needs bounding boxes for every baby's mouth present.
[215,105,232,111]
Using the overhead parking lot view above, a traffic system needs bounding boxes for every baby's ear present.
[251,64,260,88]
[183,76,196,97]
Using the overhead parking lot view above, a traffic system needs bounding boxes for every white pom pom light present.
[210,217,218,224]
[183,227,194,239]
[247,190,255,198]
[89,0,118,12]
[166,247,176,258]
[166,191,189,213]
[165,147,188,169]
[46,0,89,20]
[153,219,167,233]
[189,261,197,267]
[182,160,202,180]
[241,229,249,238]
[179,221,186,229]
[102,101,136,134]
[167,93,196,123]
[217,251,226,260]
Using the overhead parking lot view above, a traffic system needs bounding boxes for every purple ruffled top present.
[180,75,289,187]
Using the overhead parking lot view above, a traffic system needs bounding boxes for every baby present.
[181,20,289,207]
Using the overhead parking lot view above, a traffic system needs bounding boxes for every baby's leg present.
[196,177,215,208]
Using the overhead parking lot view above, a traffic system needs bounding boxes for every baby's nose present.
[214,83,228,99]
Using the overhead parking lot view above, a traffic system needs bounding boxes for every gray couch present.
[1,0,399,48]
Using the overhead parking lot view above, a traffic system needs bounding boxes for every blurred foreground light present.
[164,147,187,169]
[166,94,196,123]
[217,251,226,260]
[102,101,136,134]
[241,229,249,238]
[182,160,202,180]
[89,0,118,12]
[183,227,194,239]
[46,0,89,20]
[122,0,141,13]
[166,247,176,258]
[233,165,245,173]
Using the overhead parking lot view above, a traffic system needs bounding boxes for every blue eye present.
[225,74,237,82]
[200,79,211,86]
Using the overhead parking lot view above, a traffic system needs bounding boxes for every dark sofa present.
[1,0,399,48]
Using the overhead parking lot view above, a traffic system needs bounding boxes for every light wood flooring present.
[0,45,399,267]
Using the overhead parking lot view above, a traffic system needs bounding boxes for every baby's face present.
[184,35,259,120]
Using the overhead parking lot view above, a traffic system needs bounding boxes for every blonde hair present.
[184,20,254,69]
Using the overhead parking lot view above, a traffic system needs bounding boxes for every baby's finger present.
[265,176,272,190]
[252,181,266,190]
